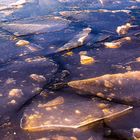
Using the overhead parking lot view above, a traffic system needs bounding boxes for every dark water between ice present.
[0,0,140,140]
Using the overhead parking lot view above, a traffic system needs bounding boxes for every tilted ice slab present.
[21,96,132,131]
[68,71,140,106]
[56,27,92,52]
[1,16,70,36]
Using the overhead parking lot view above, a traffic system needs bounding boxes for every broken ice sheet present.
[0,56,58,124]
[0,0,140,22]
[58,36,140,81]
[58,0,140,10]
[68,71,140,106]
[104,37,131,49]
[103,108,140,139]
[21,96,132,132]
[0,37,43,64]
[0,0,40,22]
[1,16,71,36]
[60,10,131,32]
[56,28,91,52]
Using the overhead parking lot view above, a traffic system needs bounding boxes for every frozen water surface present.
[0,0,140,140]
